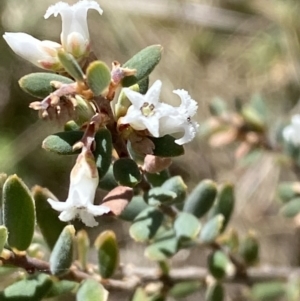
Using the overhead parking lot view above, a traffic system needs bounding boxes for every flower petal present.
[86,204,111,216]
[123,88,147,107]
[3,32,60,69]
[47,198,71,211]
[145,80,162,104]
[78,210,98,227]
[44,1,103,56]
[59,208,77,222]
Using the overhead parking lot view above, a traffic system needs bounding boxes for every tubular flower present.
[47,147,110,227]
[3,33,62,70]
[159,89,199,145]
[44,0,103,58]
[3,0,102,70]
[283,114,300,147]
[120,80,199,145]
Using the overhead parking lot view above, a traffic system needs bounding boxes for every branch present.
[1,250,300,292]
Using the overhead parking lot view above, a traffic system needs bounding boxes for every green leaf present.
[138,76,149,94]
[170,281,202,299]
[32,186,67,250]
[76,230,90,270]
[0,226,8,254]
[49,225,75,276]
[161,176,187,204]
[76,279,108,301]
[115,85,139,119]
[150,135,184,157]
[211,183,235,232]
[205,282,224,301]
[277,182,300,204]
[200,215,224,243]
[19,73,73,99]
[209,97,227,116]
[0,273,52,301]
[146,187,176,206]
[57,49,84,81]
[98,165,118,190]
[208,250,234,279]
[174,212,201,241]
[2,175,35,251]
[45,280,77,298]
[251,282,286,301]
[131,287,148,301]
[42,131,83,155]
[145,170,170,188]
[94,230,119,279]
[280,197,300,217]
[239,231,259,265]
[86,61,111,96]
[183,180,217,218]
[129,207,164,242]
[113,158,142,187]
[119,195,149,222]
[94,129,112,178]
[145,230,178,261]
[64,120,81,131]
[122,45,163,87]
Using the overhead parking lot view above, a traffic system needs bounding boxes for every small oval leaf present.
[200,215,224,243]
[145,231,178,261]
[42,131,83,155]
[86,61,111,96]
[0,226,8,254]
[239,231,259,265]
[205,282,224,301]
[94,230,119,279]
[183,180,217,218]
[150,135,184,157]
[50,225,75,276]
[32,186,67,250]
[208,250,235,279]
[2,175,35,251]
[211,183,235,232]
[122,45,163,87]
[94,129,112,178]
[113,158,141,187]
[174,212,201,240]
[129,207,164,242]
[19,73,73,99]
[119,195,149,222]
[76,279,108,301]
[280,197,300,217]
[161,176,187,204]
[57,49,84,81]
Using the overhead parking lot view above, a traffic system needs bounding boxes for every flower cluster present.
[3,0,102,70]
[120,80,199,145]
[3,1,199,227]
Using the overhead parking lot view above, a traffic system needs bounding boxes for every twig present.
[1,251,300,292]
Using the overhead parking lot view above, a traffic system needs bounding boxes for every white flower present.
[47,148,110,227]
[159,89,199,145]
[44,0,103,58]
[121,80,175,137]
[283,114,300,146]
[120,80,199,145]
[3,33,62,70]
[3,1,102,69]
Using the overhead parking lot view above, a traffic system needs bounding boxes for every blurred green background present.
[2,0,300,300]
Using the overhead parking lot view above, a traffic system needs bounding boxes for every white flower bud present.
[3,32,62,71]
